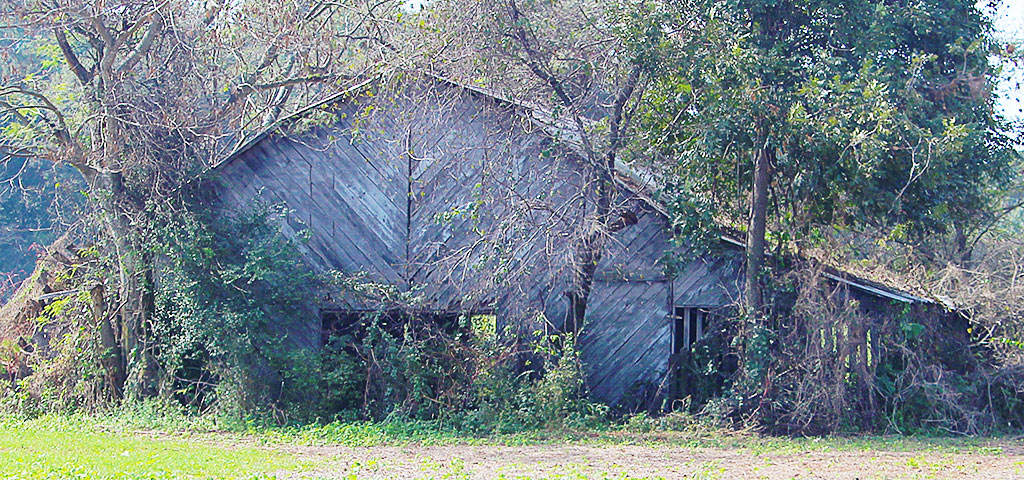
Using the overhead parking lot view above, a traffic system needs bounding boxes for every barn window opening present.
[672,306,708,355]
[469,313,497,343]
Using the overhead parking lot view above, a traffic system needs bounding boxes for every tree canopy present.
[636,0,1018,275]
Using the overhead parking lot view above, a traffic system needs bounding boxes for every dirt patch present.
[277,442,1024,479]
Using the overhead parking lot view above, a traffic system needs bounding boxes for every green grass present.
[0,416,302,479]
[42,402,1011,455]
[0,412,1014,479]
[245,419,1010,455]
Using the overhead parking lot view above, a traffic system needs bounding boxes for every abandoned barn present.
[207,75,950,408]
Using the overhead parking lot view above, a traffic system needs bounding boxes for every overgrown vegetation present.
[0,193,608,433]
[6,197,1020,436]
[0,0,1021,441]
[761,262,1014,435]
[150,199,320,420]
[311,308,608,432]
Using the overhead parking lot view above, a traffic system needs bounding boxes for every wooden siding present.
[210,77,743,407]
[576,201,743,405]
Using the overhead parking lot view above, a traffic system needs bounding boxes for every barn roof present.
[716,236,940,305]
[214,77,377,171]
[211,73,948,309]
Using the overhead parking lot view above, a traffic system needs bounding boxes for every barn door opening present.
[670,306,731,410]
[317,309,494,417]
[321,309,466,345]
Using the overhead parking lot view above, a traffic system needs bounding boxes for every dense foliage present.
[623,0,1022,430]
[638,0,1018,277]
[150,199,318,416]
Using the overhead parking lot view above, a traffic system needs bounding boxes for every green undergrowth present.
[235,416,1015,455]
[4,405,1012,455]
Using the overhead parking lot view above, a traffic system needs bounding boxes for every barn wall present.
[398,82,588,315]
[673,255,744,307]
[210,77,744,407]
[576,201,744,407]
[212,100,408,297]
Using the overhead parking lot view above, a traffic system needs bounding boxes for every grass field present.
[0,415,1021,479]
[0,417,300,479]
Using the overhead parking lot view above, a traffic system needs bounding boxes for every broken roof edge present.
[210,71,660,191]
[211,77,378,172]
[210,72,575,172]
[209,71,669,224]
[438,76,664,196]
[717,235,945,307]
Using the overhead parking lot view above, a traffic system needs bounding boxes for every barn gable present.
[213,78,603,307]
[209,76,746,405]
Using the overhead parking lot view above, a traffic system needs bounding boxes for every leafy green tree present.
[633,0,1018,394]
[637,0,1018,306]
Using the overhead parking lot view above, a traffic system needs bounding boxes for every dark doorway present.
[320,309,465,346]
[669,306,731,410]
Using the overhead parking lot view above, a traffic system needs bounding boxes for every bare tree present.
[0,0,403,398]
[413,0,701,333]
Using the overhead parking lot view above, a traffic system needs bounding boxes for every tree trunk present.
[122,253,158,400]
[566,239,600,335]
[562,68,639,336]
[952,222,972,267]
[90,283,125,399]
[738,137,773,408]
[565,178,611,335]
[90,170,158,400]
[745,139,772,313]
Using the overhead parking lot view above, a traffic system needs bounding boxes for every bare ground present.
[275,441,1024,479]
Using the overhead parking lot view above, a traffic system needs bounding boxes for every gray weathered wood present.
[209,76,752,407]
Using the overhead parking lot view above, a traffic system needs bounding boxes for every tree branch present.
[0,88,90,173]
[118,11,163,73]
[503,0,598,165]
[608,66,641,160]
[90,14,115,48]
[53,28,93,85]
[223,44,281,107]
[245,75,335,93]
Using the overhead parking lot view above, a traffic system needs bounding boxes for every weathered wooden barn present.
[207,75,942,407]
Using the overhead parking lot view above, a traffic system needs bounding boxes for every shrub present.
[149,198,324,421]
